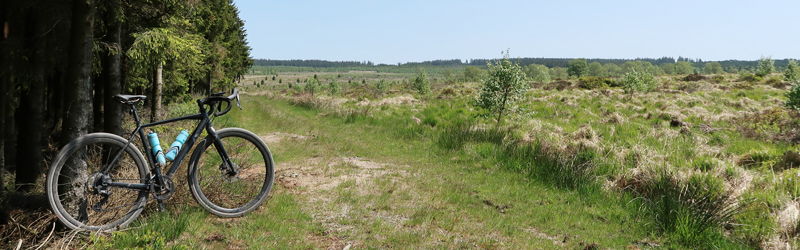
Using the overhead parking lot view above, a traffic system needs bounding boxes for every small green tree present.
[375,78,388,94]
[567,58,589,78]
[661,63,675,75]
[464,66,484,81]
[329,78,341,94]
[412,68,431,95]
[675,61,694,75]
[587,62,608,77]
[474,51,528,124]
[785,82,800,110]
[549,67,568,79]
[525,64,551,84]
[784,60,800,83]
[305,76,321,95]
[703,62,723,74]
[604,63,623,76]
[621,69,658,94]
[444,68,453,80]
[756,56,775,77]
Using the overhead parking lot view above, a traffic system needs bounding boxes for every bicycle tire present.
[188,128,274,217]
[46,133,149,230]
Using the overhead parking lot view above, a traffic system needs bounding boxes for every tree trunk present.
[48,70,64,133]
[61,0,95,146]
[207,67,213,95]
[15,9,46,192]
[103,9,122,136]
[92,73,104,132]
[60,0,95,219]
[150,62,162,122]
[496,91,509,125]
[0,43,5,194]
[4,88,15,174]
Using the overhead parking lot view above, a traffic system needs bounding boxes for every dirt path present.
[260,132,416,249]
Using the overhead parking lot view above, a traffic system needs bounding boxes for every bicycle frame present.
[102,99,233,191]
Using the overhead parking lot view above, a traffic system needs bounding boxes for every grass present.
[96,91,652,249]
[92,71,800,249]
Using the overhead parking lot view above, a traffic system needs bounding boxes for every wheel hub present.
[87,172,112,196]
[220,162,241,183]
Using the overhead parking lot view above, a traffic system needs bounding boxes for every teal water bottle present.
[164,130,190,161]
[147,132,166,166]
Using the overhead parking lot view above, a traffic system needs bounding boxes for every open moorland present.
[5,59,800,249]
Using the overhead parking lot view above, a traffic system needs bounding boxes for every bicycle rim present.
[191,129,273,216]
[48,135,148,230]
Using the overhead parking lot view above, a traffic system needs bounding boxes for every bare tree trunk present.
[103,6,122,136]
[207,67,213,95]
[15,9,46,192]
[156,61,162,119]
[0,44,5,194]
[61,0,95,220]
[150,62,162,122]
[48,70,64,133]
[61,0,94,146]
[93,74,104,132]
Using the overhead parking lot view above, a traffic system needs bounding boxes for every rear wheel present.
[46,133,149,230]
[188,128,274,217]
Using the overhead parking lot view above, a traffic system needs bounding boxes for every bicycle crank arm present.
[106,182,148,190]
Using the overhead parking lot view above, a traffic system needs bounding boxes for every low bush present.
[621,70,658,94]
[577,77,613,89]
[710,75,726,83]
[738,149,779,169]
[765,76,785,87]
[738,73,762,83]
[736,107,800,143]
[682,73,706,82]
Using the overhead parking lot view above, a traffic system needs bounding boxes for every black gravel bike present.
[46,89,274,230]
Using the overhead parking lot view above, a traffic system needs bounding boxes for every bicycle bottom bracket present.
[150,176,175,201]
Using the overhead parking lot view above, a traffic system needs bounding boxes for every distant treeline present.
[254,57,797,70]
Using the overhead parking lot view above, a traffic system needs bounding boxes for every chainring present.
[149,176,175,201]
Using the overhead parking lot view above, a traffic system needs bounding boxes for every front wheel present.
[188,128,274,217]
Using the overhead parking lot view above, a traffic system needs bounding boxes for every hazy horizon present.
[235,0,800,64]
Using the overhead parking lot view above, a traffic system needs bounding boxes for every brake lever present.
[236,93,242,110]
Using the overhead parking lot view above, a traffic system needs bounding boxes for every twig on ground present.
[34,222,56,250]
[8,215,36,235]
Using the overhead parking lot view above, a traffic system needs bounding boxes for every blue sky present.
[234,0,800,64]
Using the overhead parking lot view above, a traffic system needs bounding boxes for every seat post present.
[129,103,143,127]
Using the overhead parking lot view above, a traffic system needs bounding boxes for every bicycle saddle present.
[114,94,147,103]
